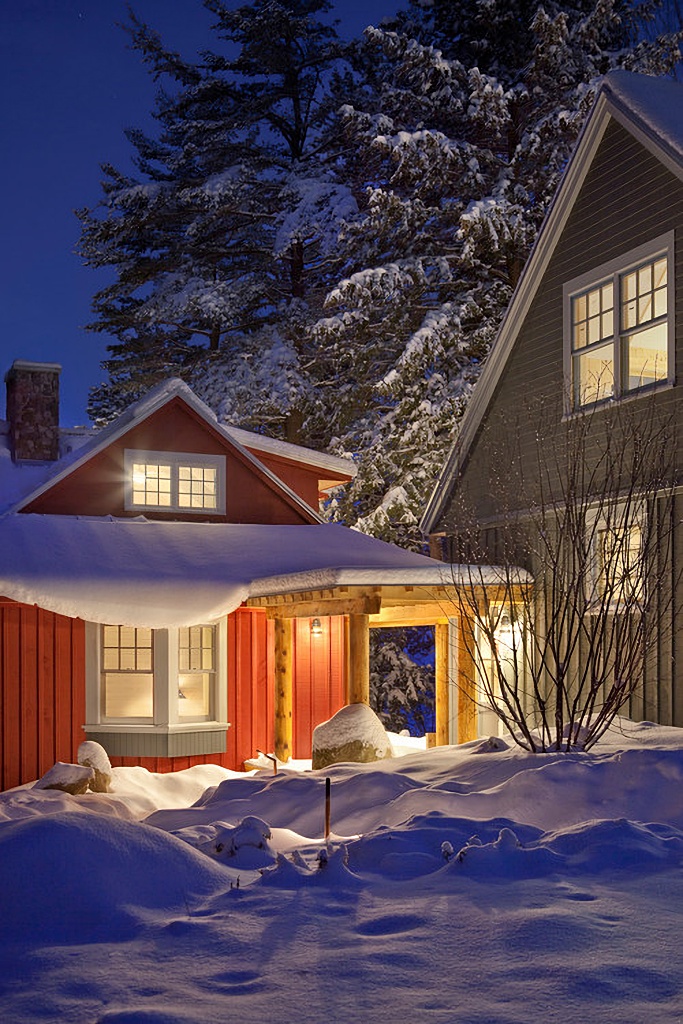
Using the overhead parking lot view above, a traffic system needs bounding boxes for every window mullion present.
[614,270,622,399]
[155,630,172,726]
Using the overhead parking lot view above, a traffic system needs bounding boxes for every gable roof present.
[420,70,683,535]
[7,379,352,521]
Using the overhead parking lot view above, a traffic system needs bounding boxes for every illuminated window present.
[565,235,673,411]
[178,625,215,720]
[101,625,154,720]
[595,521,643,606]
[124,450,225,514]
[100,623,218,723]
[132,462,172,507]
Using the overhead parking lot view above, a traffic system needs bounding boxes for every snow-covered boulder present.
[312,703,392,770]
[34,762,94,796]
[78,740,113,793]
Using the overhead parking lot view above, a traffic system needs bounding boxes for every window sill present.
[83,722,229,734]
[562,380,674,421]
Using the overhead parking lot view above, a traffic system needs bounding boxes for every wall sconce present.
[310,617,323,637]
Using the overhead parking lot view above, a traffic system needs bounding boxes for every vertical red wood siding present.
[227,607,273,769]
[2,602,346,787]
[293,616,345,758]
[0,601,85,792]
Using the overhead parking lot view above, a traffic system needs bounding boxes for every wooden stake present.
[325,776,331,840]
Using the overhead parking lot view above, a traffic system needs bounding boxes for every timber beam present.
[263,595,381,619]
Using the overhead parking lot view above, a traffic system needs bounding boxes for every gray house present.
[422,71,683,745]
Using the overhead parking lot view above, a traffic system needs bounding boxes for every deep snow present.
[2,719,683,1022]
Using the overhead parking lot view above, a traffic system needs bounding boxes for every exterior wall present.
[442,120,683,528]
[226,607,274,769]
[0,603,348,787]
[435,119,683,729]
[246,449,349,508]
[293,616,346,758]
[0,600,85,791]
[22,398,317,525]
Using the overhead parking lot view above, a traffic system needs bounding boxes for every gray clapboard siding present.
[438,118,683,726]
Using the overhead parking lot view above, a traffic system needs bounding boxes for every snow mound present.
[546,818,683,874]
[172,815,276,869]
[0,813,230,942]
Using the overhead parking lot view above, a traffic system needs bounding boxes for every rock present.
[78,741,113,793]
[312,703,392,770]
[34,762,95,795]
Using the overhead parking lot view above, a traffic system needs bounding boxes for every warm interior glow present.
[103,672,154,718]
[178,625,215,718]
[102,625,154,719]
[624,323,668,390]
[574,345,614,406]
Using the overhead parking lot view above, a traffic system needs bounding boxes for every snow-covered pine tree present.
[369,627,435,733]
[79,0,353,437]
[311,0,682,548]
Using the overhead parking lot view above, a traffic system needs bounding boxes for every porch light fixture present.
[310,618,323,637]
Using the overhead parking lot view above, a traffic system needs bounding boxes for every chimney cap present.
[5,360,62,382]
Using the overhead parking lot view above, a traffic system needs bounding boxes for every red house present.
[1,360,480,790]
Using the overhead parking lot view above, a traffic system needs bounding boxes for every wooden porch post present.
[435,622,450,745]
[347,612,370,704]
[274,617,293,761]
[457,610,478,744]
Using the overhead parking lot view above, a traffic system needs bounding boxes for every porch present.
[247,568,530,760]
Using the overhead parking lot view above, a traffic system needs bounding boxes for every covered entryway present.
[247,568,530,760]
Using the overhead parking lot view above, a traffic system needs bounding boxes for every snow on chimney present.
[5,360,62,462]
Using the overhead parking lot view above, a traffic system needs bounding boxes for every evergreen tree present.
[79,0,352,434]
[311,0,682,547]
[370,627,435,734]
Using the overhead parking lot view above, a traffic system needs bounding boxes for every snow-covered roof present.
[249,563,528,599]
[225,425,355,480]
[421,70,683,535]
[602,69,683,171]
[1,377,353,516]
[0,514,477,627]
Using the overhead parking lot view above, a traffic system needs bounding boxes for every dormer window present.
[124,450,226,514]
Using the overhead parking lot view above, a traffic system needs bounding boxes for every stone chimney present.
[5,360,62,462]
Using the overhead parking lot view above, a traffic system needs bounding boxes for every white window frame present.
[585,501,646,613]
[563,232,675,414]
[124,449,226,514]
[84,619,228,736]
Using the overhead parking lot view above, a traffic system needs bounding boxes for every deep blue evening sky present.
[1,0,398,426]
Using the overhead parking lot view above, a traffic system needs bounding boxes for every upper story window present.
[564,233,674,411]
[124,449,226,514]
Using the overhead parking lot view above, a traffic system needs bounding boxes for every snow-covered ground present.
[2,719,683,1022]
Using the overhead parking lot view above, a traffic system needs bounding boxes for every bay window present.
[84,619,228,757]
